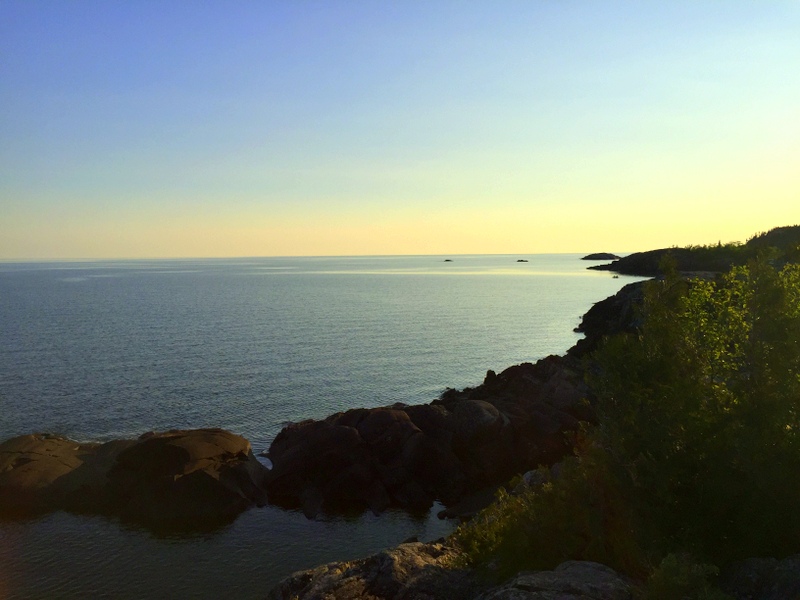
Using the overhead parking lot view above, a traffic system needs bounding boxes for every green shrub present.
[593,260,800,563]
[645,554,732,600]
[453,447,647,581]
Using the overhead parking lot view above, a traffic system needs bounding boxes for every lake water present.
[0,254,640,599]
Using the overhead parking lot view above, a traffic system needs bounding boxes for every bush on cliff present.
[453,442,645,581]
[454,257,800,587]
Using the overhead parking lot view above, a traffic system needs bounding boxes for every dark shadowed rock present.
[403,404,452,445]
[437,486,499,520]
[400,432,465,505]
[0,434,127,516]
[720,554,800,600]
[569,281,646,358]
[265,352,593,517]
[0,428,270,530]
[106,428,269,528]
[450,400,504,448]
[475,561,633,600]
[357,408,421,462]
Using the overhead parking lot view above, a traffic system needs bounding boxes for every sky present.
[1,2,798,259]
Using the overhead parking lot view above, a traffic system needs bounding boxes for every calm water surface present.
[0,254,642,599]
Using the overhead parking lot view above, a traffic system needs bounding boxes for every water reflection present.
[0,502,454,599]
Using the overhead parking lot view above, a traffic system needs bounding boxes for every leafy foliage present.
[597,225,800,276]
[454,256,800,584]
[452,449,646,581]
[645,554,732,600]
[595,260,800,563]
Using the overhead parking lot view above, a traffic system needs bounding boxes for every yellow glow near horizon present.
[2,4,799,260]
[3,176,796,260]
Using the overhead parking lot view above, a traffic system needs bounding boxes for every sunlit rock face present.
[0,428,270,530]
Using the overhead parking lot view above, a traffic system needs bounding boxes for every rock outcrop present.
[268,541,486,600]
[266,354,591,518]
[476,561,633,600]
[269,545,635,600]
[568,280,646,358]
[0,428,269,530]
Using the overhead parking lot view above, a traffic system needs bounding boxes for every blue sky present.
[2,2,798,258]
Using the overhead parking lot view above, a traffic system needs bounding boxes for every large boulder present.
[0,428,269,530]
[266,413,406,517]
[400,432,465,505]
[356,408,421,462]
[450,399,505,449]
[266,421,370,504]
[106,428,269,528]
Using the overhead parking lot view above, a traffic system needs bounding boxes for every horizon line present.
[0,251,635,264]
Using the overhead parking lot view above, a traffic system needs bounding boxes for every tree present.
[594,259,800,563]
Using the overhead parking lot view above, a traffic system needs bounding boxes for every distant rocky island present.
[580,252,620,260]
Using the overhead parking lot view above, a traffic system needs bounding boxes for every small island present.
[581,252,620,260]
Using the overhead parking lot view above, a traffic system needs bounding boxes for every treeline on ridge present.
[589,224,800,277]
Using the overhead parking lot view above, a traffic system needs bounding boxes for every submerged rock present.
[0,428,269,530]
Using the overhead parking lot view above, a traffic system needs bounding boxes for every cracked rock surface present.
[268,541,487,600]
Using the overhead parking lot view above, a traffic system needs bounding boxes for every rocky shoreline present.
[267,541,800,600]
[0,277,652,599]
[0,278,646,530]
[267,540,638,600]
[4,272,800,598]
[264,353,591,520]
